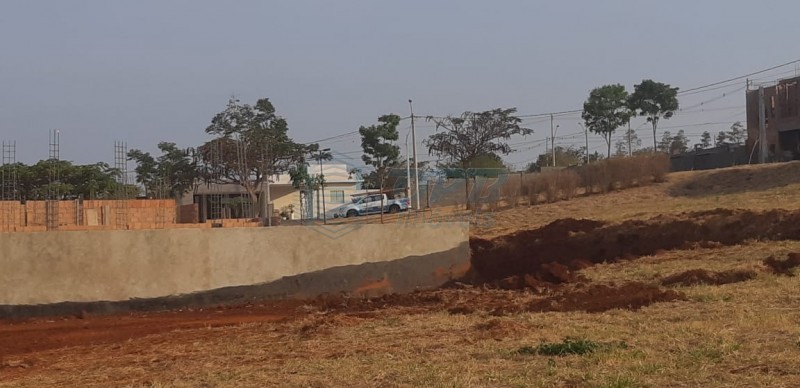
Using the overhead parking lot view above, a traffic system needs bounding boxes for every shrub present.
[577,153,670,192]
[516,337,628,357]
[498,174,522,207]
[517,338,602,357]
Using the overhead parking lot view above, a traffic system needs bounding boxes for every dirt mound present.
[470,209,800,288]
[661,269,758,287]
[527,283,686,313]
[763,253,800,276]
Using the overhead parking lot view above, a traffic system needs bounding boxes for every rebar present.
[114,141,129,229]
[46,130,60,231]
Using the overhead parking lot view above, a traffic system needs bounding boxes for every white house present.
[180,164,364,221]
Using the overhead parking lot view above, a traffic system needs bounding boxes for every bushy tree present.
[669,130,689,155]
[727,121,746,145]
[699,131,712,149]
[196,97,316,217]
[128,142,199,198]
[0,160,123,200]
[716,131,727,146]
[582,84,631,157]
[531,146,587,171]
[359,114,401,190]
[628,80,680,150]
[425,108,531,209]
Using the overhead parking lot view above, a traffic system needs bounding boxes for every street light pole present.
[409,99,420,210]
[405,130,411,201]
[550,114,555,166]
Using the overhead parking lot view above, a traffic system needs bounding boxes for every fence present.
[669,144,749,172]
[406,154,670,211]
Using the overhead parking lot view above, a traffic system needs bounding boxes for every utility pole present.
[759,86,766,161]
[550,114,555,166]
[544,136,549,166]
[315,148,331,224]
[578,122,589,164]
[409,99,420,210]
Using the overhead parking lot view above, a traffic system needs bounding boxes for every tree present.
[727,121,746,145]
[128,142,199,198]
[582,84,631,158]
[425,108,532,209]
[669,130,689,155]
[658,131,673,153]
[532,146,586,170]
[441,153,508,178]
[197,97,313,218]
[614,127,642,157]
[699,131,712,149]
[1,160,122,200]
[359,114,401,191]
[628,80,680,150]
[716,131,727,147]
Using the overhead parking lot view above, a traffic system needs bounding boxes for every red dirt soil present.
[527,282,686,313]
[469,209,800,287]
[660,269,758,287]
[4,209,800,360]
[0,301,306,358]
[763,253,800,276]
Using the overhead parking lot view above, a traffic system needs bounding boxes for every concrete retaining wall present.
[0,223,469,315]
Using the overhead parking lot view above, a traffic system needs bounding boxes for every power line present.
[678,57,800,94]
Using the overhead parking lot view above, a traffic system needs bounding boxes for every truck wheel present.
[346,209,358,218]
[389,205,400,214]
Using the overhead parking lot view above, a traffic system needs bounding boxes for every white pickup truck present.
[334,193,410,218]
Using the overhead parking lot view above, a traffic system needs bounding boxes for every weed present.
[517,338,604,357]
[603,375,642,388]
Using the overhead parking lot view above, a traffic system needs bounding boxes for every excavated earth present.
[3,208,800,358]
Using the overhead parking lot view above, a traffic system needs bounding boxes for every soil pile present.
[763,253,800,276]
[527,283,686,313]
[661,269,758,287]
[470,209,800,287]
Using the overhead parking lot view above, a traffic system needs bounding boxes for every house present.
[179,164,364,222]
[746,76,800,161]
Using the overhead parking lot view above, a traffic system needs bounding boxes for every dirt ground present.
[2,162,800,387]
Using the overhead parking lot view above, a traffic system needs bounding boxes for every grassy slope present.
[4,162,800,387]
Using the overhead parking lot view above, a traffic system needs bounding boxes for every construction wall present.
[0,199,178,232]
[0,223,470,312]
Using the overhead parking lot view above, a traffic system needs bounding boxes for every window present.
[330,190,345,203]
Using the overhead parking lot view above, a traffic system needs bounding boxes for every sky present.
[2,0,800,171]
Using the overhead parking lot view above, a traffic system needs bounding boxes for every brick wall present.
[0,199,274,233]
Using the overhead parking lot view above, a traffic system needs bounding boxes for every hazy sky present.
[2,1,800,170]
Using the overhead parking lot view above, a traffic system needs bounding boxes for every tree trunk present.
[652,118,658,151]
[243,184,259,219]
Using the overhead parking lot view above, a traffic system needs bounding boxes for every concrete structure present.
[183,163,364,221]
[0,223,470,317]
[746,77,800,161]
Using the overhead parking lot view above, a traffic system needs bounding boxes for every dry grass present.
[4,162,800,387]
[6,239,799,387]
[329,162,800,239]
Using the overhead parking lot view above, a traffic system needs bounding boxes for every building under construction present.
[746,76,800,161]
